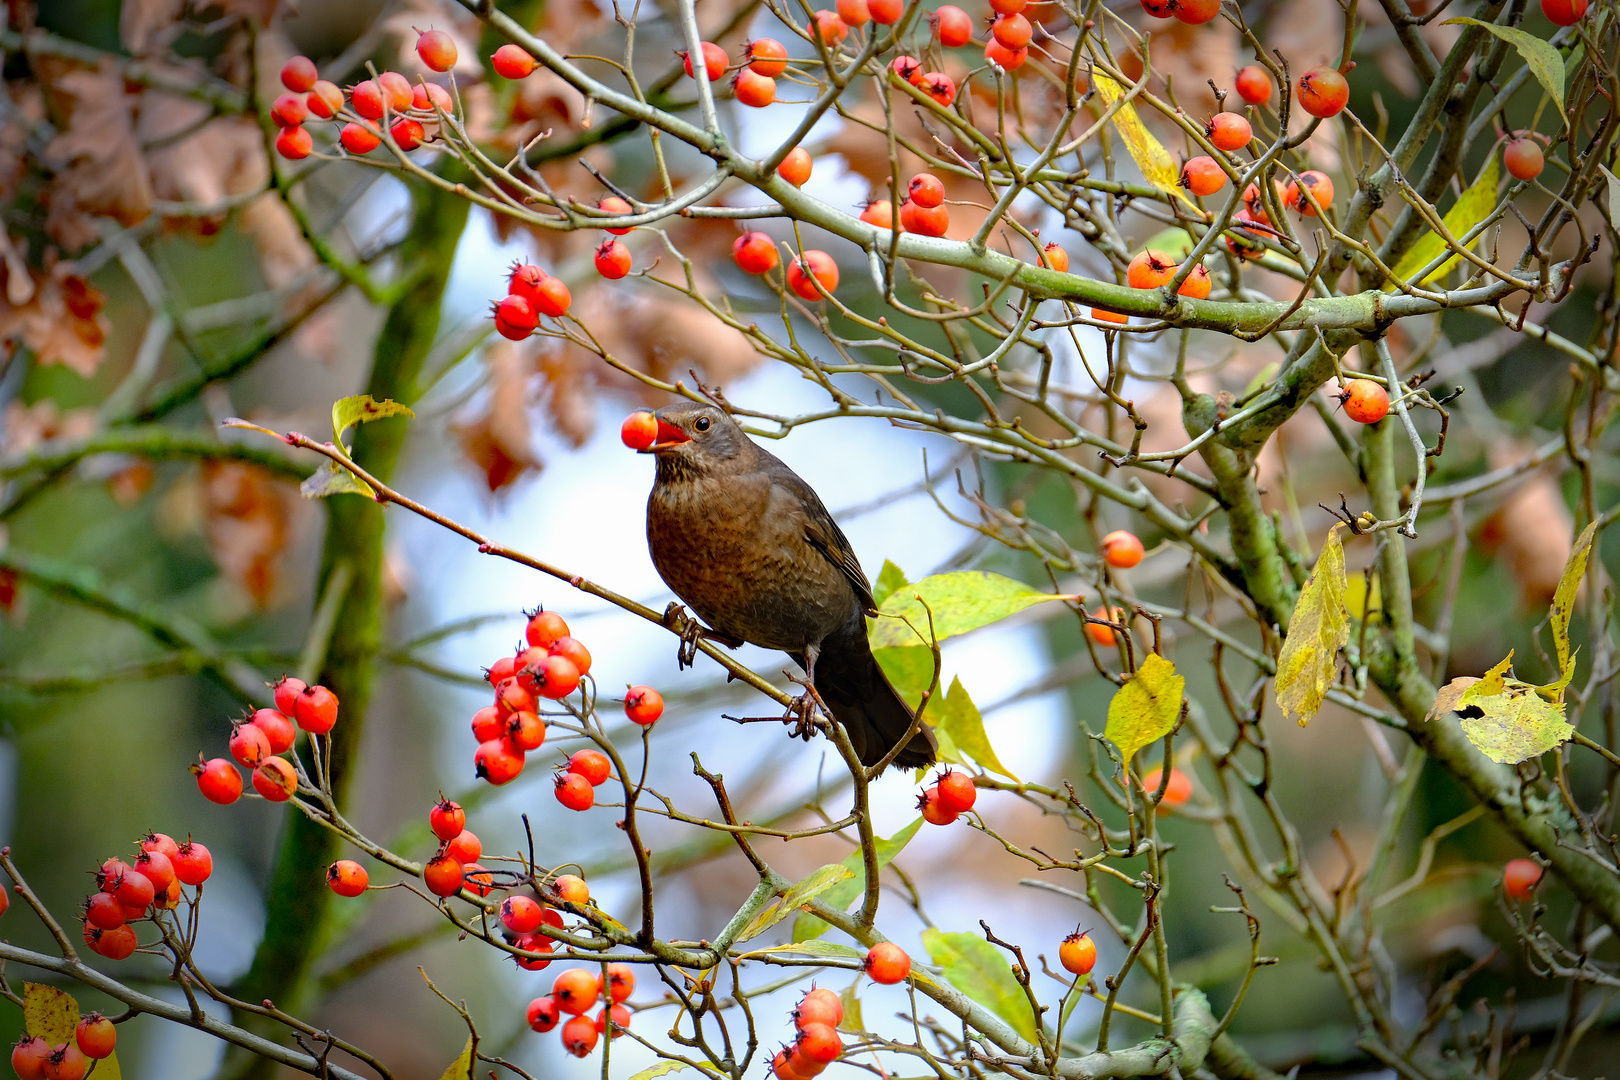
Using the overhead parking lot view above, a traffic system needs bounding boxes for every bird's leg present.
[783,646,832,742]
[662,603,744,669]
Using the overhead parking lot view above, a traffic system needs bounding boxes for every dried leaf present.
[203,461,296,606]
[120,0,183,54]
[0,269,110,376]
[1105,653,1185,763]
[42,64,152,247]
[453,343,541,493]
[1275,523,1349,726]
[1426,676,1479,722]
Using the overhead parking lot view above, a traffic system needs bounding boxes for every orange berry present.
[1234,65,1272,104]
[1126,249,1176,289]
[1283,170,1334,216]
[747,38,789,77]
[787,250,839,300]
[1339,378,1389,424]
[1297,66,1348,118]
[1206,112,1252,152]
[1503,858,1543,902]
[1141,767,1192,808]
[779,147,813,186]
[1058,931,1096,976]
[1100,530,1144,568]
[1180,155,1226,196]
[1503,138,1544,181]
[864,941,911,984]
[1042,242,1069,273]
[1085,606,1125,647]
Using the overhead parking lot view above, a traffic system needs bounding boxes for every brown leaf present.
[237,193,313,288]
[0,268,111,376]
[42,63,153,248]
[120,0,184,54]
[453,342,542,493]
[201,461,296,607]
[0,398,99,456]
[145,113,267,231]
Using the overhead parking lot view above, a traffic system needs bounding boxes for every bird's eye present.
[694,417,711,432]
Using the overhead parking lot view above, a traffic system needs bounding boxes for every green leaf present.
[838,980,865,1034]
[1389,155,1500,287]
[1105,653,1185,763]
[332,394,414,450]
[1456,686,1572,764]
[437,1036,474,1080]
[1545,521,1596,696]
[792,818,923,941]
[1445,19,1565,122]
[870,572,1079,649]
[1275,524,1349,727]
[920,929,1037,1041]
[300,460,376,499]
[872,560,909,608]
[1141,227,1195,260]
[746,940,864,959]
[735,864,855,942]
[1093,73,1194,208]
[935,677,1018,781]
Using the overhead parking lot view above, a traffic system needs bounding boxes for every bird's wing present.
[770,468,878,613]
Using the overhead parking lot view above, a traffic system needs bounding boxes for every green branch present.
[0,427,311,482]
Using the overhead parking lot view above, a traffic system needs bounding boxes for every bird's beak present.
[646,418,692,452]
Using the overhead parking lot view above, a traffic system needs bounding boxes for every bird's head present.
[645,401,751,475]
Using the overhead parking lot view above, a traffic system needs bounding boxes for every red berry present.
[526,609,570,647]
[778,147,813,186]
[900,199,949,236]
[502,894,545,934]
[194,758,242,804]
[512,933,554,970]
[83,924,137,961]
[350,80,385,120]
[747,38,789,77]
[527,995,562,1032]
[250,708,297,754]
[734,68,777,108]
[492,44,537,79]
[1102,530,1145,568]
[134,850,175,892]
[229,722,271,767]
[390,117,426,151]
[812,10,848,44]
[294,684,339,734]
[606,962,636,1002]
[787,250,839,300]
[550,635,592,675]
[555,770,596,810]
[683,41,729,81]
[553,968,603,1014]
[1059,931,1096,975]
[429,798,466,841]
[281,56,318,93]
[890,55,923,85]
[596,1003,632,1038]
[908,173,944,208]
[561,1014,599,1057]
[417,29,459,72]
[1141,0,1173,16]
[921,71,957,105]
[864,942,911,984]
[486,656,517,686]
[622,411,657,450]
[173,841,213,885]
[493,293,537,340]
[733,232,780,274]
[412,82,453,114]
[1206,112,1251,152]
[992,13,1032,49]
[795,987,843,1029]
[531,654,582,699]
[1540,0,1588,24]
[1181,155,1226,197]
[595,238,632,279]
[327,860,368,897]
[935,769,977,813]
[625,685,664,725]
[253,757,299,802]
[1297,66,1348,119]
[1339,378,1389,424]
[1172,0,1221,24]
[1141,767,1193,807]
[495,674,535,716]
[918,785,958,825]
[568,748,612,785]
[465,862,496,897]
[1127,249,1176,290]
[797,1022,842,1063]
[273,676,307,715]
[475,738,526,785]
[471,705,504,742]
[1093,307,1128,325]
[1503,138,1544,181]
[984,39,1027,71]
[42,1044,87,1080]
[597,196,634,234]
[447,829,482,863]
[340,122,381,155]
[1284,170,1334,215]
[1504,857,1543,902]
[142,831,179,859]
[1042,242,1069,273]
[1234,65,1272,104]
[424,852,464,897]
[379,71,414,110]
[84,892,125,930]
[506,709,547,752]
[931,5,973,46]
[860,200,895,229]
[307,80,343,119]
[534,275,572,318]
[837,0,870,28]
[869,0,903,23]
[771,1049,808,1080]
[270,93,307,128]
[74,1015,116,1060]
[12,1038,49,1080]
[275,126,313,160]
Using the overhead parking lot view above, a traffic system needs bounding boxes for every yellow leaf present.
[1343,573,1380,620]
[1275,524,1349,726]
[1092,73,1192,208]
[1105,653,1184,763]
[1472,652,1513,698]
[1456,686,1573,764]
[734,864,854,943]
[437,1036,474,1080]
[935,677,1018,781]
[24,983,80,1044]
[1389,156,1499,288]
[332,394,415,449]
[1545,521,1596,696]
[1426,676,1479,722]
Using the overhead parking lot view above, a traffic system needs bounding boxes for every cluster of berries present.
[525,960,634,1057]
[770,987,845,1080]
[79,833,213,961]
[470,607,588,786]
[420,798,491,898]
[193,677,337,805]
[917,768,978,825]
[554,748,613,811]
[10,1012,116,1080]
[271,31,459,161]
[493,262,573,340]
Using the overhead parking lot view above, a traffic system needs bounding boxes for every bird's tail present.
[808,618,937,772]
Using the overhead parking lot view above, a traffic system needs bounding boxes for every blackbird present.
[641,401,936,771]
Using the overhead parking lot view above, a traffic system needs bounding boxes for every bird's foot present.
[664,603,743,669]
[783,673,830,742]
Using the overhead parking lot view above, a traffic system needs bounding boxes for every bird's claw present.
[664,604,742,669]
[784,673,830,742]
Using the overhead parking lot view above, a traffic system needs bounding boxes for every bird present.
[640,400,936,771]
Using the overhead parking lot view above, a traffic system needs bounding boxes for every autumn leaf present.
[1390,155,1500,287]
[1105,653,1185,763]
[934,677,1017,781]
[333,395,415,452]
[1544,521,1596,696]
[1275,524,1349,726]
[1092,73,1191,208]
[437,1036,474,1080]
[1456,687,1572,765]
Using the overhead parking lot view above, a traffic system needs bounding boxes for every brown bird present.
[641,401,936,771]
